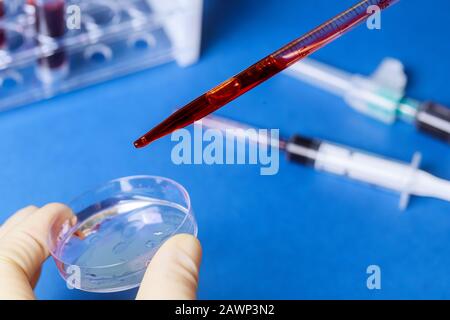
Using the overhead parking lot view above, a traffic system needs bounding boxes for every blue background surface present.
[1,0,450,299]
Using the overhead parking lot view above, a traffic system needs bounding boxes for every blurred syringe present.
[285,58,450,143]
[198,115,450,210]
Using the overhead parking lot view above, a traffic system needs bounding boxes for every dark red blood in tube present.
[0,0,6,49]
[35,0,67,70]
[37,0,66,38]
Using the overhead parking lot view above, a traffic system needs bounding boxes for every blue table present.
[1,0,449,299]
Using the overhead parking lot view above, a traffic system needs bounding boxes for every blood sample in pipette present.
[133,0,399,148]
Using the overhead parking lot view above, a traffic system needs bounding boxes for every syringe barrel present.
[286,58,407,124]
[285,135,321,166]
[286,59,353,97]
[286,137,416,194]
[416,102,450,144]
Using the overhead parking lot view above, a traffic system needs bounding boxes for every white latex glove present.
[0,203,202,300]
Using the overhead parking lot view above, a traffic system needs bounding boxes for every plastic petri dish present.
[48,175,197,293]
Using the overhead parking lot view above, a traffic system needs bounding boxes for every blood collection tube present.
[0,0,6,49]
[34,0,68,83]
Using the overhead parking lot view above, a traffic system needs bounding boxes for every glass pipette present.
[285,58,450,143]
[198,114,450,210]
[134,0,399,148]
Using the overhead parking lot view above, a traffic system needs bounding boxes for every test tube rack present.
[0,0,203,111]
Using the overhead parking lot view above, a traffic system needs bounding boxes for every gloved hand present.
[0,203,202,300]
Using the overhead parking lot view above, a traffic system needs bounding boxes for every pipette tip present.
[134,123,173,148]
[133,136,151,149]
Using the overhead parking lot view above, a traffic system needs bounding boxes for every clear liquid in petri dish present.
[56,196,194,292]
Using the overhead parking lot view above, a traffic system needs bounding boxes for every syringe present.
[199,115,450,210]
[285,58,450,143]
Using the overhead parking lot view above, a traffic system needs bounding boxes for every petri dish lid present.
[48,175,197,293]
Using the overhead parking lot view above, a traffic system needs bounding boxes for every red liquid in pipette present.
[134,0,399,148]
